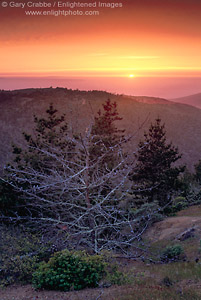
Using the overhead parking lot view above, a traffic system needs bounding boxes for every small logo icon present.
[2,1,8,7]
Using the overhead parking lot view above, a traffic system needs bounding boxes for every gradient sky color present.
[0,0,201,96]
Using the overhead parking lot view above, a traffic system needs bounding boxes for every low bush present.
[104,264,131,286]
[32,250,106,291]
[0,255,38,286]
[160,244,184,263]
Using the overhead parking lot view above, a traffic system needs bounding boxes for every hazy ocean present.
[0,76,201,99]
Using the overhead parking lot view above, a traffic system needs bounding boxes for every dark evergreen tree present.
[3,104,71,221]
[92,98,124,137]
[130,118,184,206]
[90,98,125,170]
[86,99,125,198]
[5,104,76,221]
[74,99,126,204]
[13,103,75,172]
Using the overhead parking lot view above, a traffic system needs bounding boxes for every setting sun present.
[129,74,135,78]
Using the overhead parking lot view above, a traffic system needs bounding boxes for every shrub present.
[32,250,106,291]
[163,197,188,216]
[160,244,184,263]
[172,201,187,212]
[0,225,52,286]
[172,196,188,212]
[173,196,186,204]
[104,264,131,286]
[0,255,38,286]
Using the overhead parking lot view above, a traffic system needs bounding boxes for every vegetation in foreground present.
[1,205,201,299]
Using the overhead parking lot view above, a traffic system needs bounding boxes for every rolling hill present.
[172,93,201,109]
[0,87,201,173]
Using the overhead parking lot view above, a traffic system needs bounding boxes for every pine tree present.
[13,103,75,172]
[90,99,125,170]
[7,103,76,219]
[130,118,184,206]
[74,99,126,204]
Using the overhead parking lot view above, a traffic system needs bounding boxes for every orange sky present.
[0,0,201,79]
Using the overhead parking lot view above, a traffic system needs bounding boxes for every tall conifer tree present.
[130,118,184,206]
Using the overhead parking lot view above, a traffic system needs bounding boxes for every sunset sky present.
[0,0,201,97]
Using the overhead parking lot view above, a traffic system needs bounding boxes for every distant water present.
[0,76,201,99]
